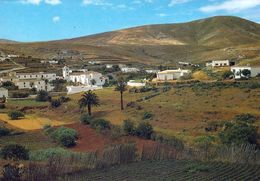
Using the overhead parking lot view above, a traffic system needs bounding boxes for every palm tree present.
[115,79,127,110]
[79,90,100,116]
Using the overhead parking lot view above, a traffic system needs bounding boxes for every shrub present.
[219,122,257,145]
[90,119,111,130]
[122,120,136,136]
[8,111,24,120]
[222,70,233,79]
[234,114,257,124]
[110,125,124,140]
[151,132,184,150]
[35,90,51,102]
[0,144,29,160]
[59,96,71,103]
[136,122,153,139]
[0,103,6,109]
[50,99,61,108]
[80,113,93,125]
[3,163,24,180]
[195,135,216,148]
[0,127,11,137]
[2,81,17,90]
[30,148,76,161]
[51,127,78,147]
[11,92,29,98]
[143,111,153,120]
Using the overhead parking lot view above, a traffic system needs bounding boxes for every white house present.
[145,70,160,74]
[15,80,54,91]
[68,71,108,86]
[0,87,8,98]
[157,68,191,81]
[231,66,260,79]
[16,72,56,81]
[106,64,113,69]
[121,67,140,73]
[127,80,146,87]
[206,60,235,67]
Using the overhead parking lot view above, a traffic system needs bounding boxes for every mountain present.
[1,16,260,65]
[0,39,17,44]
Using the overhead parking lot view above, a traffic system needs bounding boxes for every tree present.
[78,90,100,116]
[115,79,127,110]
[241,69,251,78]
[35,90,50,102]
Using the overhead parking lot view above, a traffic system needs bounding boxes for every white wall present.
[67,86,102,95]
[231,66,260,79]
[0,89,8,98]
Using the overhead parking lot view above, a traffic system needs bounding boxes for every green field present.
[61,160,260,181]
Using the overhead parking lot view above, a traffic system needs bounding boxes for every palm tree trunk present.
[120,91,124,110]
[88,104,92,116]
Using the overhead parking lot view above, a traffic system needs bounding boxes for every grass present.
[0,113,67,130]
[60,160,260,181]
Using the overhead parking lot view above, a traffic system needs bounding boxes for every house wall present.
[212,60,230,67]
[15,80,54,91]
[231,67,260,79]
[0,89,8,98]
[69,73,107,86]
[16,73,56,81]
[67,86,102,95]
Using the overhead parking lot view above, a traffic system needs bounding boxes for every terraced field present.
[62,160,260,181]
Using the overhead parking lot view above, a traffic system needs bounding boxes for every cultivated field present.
[61,160,260,181]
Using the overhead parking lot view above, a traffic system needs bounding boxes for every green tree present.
[115,79,127,110]
[79,90,100,116]
[91,79,96,85]
[222,70,233,79]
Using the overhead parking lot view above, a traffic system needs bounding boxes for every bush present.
[143,111,153,120]
[30,148,77,161]
[3,163,24,180]
[0,103,6,109]
[90,119,111,130]
[51,127,78,147]
[50,99,61,108]
[80,113,93,125]
[8,111,24,120]
[11,92,29,98]
[151,132,184,150]
[219,122,257,145]
[234,114,257,124]
[35,90,51,102]
[0,127,11,137]
[0,144,29,160]
[222,70,233,79]
[136,122,153,139]
[59,96,71,103]
[2,81,17,90]
[122,120,136,136]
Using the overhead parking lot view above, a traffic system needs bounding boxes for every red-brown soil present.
[65,123,156,154]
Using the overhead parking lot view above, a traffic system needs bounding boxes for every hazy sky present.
[0,0,260,42]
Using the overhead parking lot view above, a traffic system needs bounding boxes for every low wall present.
[67,86,103,95]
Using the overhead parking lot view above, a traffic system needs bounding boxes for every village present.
[1,52,260,99]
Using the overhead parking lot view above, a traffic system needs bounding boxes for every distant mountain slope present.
[1,16,260,65]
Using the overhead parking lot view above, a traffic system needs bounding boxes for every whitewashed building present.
[157,68,191,81]
[231,66,260,79]
[121,67,140,73]
[69,71,108,86]
[206,60,235,67]
[145,69,160,74]
[0,87,8,98]
[16,72,56,81]
[127,80,146,87]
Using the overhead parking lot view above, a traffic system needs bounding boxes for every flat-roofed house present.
[69,71,108,86]
[157,68,190,81]
[0,87,8,98]
[231,66,260,79]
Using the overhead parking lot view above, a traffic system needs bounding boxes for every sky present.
[0,0,260,42]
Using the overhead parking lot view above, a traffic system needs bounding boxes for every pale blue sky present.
[0,0,260,42]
